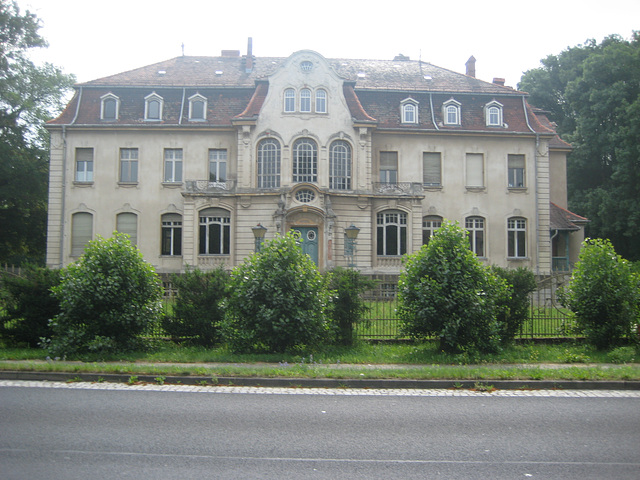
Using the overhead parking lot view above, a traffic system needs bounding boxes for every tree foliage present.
[162,267,229,347]
[222,232,331,353]
[491,266,537,344]
[0,264,60,346]
[46,233,163,356]
[560,238,639,349]
[0,0,75,263]
[398,221,509,354]
[326,267,376,346]
[519,32,640,260]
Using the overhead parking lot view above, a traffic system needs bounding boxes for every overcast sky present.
[18,0,640,88]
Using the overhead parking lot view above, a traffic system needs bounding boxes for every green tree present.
[0,0,75,263]
[162,267,229,347]
[46,233,163,356]
[222,232,331,353]
[326,267,376,346]
[491,266,537,344]
[398,221,509,354]
[0,264,60,346]
[560,238,640,349]
[519,33,640,260]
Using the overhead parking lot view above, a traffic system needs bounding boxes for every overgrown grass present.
[1,341,638,382]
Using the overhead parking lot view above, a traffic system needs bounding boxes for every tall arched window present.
[161,213,182,256]
[422,215,443,245]
[284,89,295,112]
[257,138,281,188]
[315,89,327,113]
[300,88,311,112]
[292,138,317,183]
[199,208,231,255]
[508,217,527,258]
[116,212,138,245]
[465,216,485,256]
[329,140,351,190]
[71,212,93,256]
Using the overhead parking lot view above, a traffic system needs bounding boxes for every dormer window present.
[401,98,418,124]
[100,93,119,121]
[188,93,207,121]
[145,92,163,121]
[443,99,461,126]
[284,88,295,112]
[485,100,503,126]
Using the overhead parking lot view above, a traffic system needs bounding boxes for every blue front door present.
[293,227,319,265]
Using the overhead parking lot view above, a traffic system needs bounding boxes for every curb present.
[1,371,639,391]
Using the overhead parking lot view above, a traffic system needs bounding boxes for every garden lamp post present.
[252,223,267,252]
[344,223,360,267]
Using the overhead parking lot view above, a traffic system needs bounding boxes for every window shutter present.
[423,152,441,185]
[466,153,484,187]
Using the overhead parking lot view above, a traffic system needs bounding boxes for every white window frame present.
[284,88,295,112]
[315,89,327,113]
[199,208,231,255]
[75,148,94,182]
[466,216,485,257]
[119,148,139,183]
[100,93,119,120]
[329,140,351,190]
[485,100,503,126]
[161,213,182,256]
[508,154,526,188]
[188,93,207,121]
[401,98,418,124]
[422,215,443,245]
[443,99,461,126]
[508,217,527,258]
[300,88,312,112]
[164,148,183,183]
[292,138,318,183]
[377,210,407,256]
[209,149,227,182]
[257,138,281,188]
[144,92,163,121]
[379,151,398,184]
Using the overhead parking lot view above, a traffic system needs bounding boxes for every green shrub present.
[398,221,509,354]
[326,267,376,346]
[0,265,61,347]
[559,238,640,349]
[45,233,163,356]
[491,266,537,344]
[162,267,228,346]
[222,232,331,353]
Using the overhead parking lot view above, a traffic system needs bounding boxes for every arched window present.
[300,88,311,112]
[100,93,119,120]
[161,213,182,256]
[508,217,527,258]
[315,89,327,113]
[329,140,351,190]
[377,210,407,256]
[465,216,485,256]
[71,212,93,256]
[199,208,231,255]
[257,138,281,188]
[145,92,163,121]
[284,88,295,112]
[292,138,317,183]
[422,215,443,245]
[485,101,503,126]
[443,99,461,125]
[189,94,207,121]
[116,212,138,245]
[401,98,418,124]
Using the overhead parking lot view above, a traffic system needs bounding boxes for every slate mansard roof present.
[48,51,556,137]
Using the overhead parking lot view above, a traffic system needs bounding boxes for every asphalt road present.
[1,383,639,479]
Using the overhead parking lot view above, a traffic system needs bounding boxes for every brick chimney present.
[466,55,476,77]
[493,77,505,86]
[246,37,253,73]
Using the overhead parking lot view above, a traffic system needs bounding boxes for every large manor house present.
[46,39,587,276]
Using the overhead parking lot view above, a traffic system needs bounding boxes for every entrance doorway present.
[293,227,319,265]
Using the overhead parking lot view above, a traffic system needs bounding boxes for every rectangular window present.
[284,89,295,112]
[508,218,527,258]
[376,211,407,256]
[466,217,485,256]
[315,90,327,113]
[116,212,137,245]
[300,89,311,112]
[199,214,231,255]
[75,148,94,182]
[161,214,182,256]
[508,154,526,188]
[209,149,227,182]
[380,151,398,184]
[119,148,138,183]
[423,152,441,186]
[466,153,484,187]
[164,149,183,183]
[71,212,92,256]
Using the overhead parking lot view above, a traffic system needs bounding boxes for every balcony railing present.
[373,182,423,195]
[185,180,235,193]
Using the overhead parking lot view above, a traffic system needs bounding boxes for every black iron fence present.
[355,273,574,340]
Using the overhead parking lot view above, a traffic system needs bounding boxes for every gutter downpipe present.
[58,87,83,268]
[179,88,186,125]
[522,95,540,276]
[429,93,439,131]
